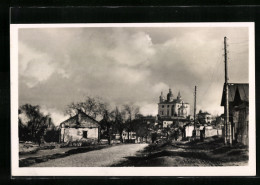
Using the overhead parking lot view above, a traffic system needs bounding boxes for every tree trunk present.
[107,126,111,145]
[127,130,130,143]
[119,130,123,143]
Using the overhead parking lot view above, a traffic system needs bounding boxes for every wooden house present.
[59,110,100,143]
[221,83,249,145]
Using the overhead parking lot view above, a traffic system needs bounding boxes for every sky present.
[18,25,249,125]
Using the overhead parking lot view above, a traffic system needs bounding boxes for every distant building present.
[59,110,100,143]
[221,83,249,145]
[197,110,212,125]
[122,131,136,143]
[215,115,225,128]
[136,115,157,125]
[158,89,190,118]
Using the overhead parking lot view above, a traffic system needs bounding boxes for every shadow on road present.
[112,137,248,167]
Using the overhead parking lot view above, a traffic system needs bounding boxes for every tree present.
[19,104,52,145]
[132,119,148,142]
[123,104,140,142]
[99,109,115,145]
[162,125,171,140]
[114,106,127,143]
[65,96,106,119]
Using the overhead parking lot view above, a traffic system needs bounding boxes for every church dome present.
[167,88,174,102]
[177,91,182,100]
[159,92,165,103]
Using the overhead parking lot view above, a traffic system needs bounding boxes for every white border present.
[10,23,256,176]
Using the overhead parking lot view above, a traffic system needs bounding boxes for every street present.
[31,144,148,167]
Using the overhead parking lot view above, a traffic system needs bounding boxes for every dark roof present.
[221,83,249,106]
[60,111,100,128]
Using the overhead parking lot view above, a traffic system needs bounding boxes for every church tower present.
[167,88,174,102]
[159,91,165,103]
[177,91,182,100]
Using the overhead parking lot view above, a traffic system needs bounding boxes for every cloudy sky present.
[18,25,249,125]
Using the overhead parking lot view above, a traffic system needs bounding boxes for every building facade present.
[158,89,190,118]
[221,83,249,145]
[60,110,100,143]
[197,111,212,125]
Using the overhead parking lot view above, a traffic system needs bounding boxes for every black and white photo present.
[11,23,255,176]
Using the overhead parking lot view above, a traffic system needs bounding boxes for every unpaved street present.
[31,144,148,167]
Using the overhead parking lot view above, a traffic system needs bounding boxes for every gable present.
[221,83,249,106]
[60,112,100,128]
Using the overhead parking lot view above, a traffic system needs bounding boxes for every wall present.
[159,103,190,117]
[205,128,222,137]
[233,106,249,145]
[185,126,195,137]
[122,131,136,140]
[163,121,173,128]
[60,127,99,142]
[185,126,222,138]
[158,104,173,117]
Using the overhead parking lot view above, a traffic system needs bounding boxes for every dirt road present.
[31,144,148,167]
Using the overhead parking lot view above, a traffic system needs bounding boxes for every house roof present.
[60,111,100,128]
[221,83,249,106]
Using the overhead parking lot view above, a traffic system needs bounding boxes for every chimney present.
[77,109,82,123]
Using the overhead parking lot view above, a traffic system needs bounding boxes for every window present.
[167,105,169,108]
[167,110,169,116]
[162,111,164,115]
[162,105,164,108]
[83,131,88,138]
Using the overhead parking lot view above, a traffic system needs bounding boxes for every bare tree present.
[114,106,127,143]
[123,104,140,142]
[65,96,107,119]
[99,109,115,145]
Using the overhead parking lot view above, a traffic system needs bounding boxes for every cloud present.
[40,106,69,126]
[152,82,169,94]
[18,112,30,126]
[18,26,249,117]
[107,31,156,67]
[138,102,158,116]
[19,42,67,87]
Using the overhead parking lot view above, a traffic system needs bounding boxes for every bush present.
[61,138,99,147]
[44,130,60,142]
[19,143,39,155]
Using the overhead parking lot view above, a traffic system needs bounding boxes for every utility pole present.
[193,86,197,137]
[224,36,231,145]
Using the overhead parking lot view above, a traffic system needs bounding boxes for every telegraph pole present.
[193,86,197,136]
[224,36,231,145]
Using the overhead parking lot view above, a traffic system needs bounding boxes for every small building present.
[197,111,212,125]
[122,131,136,143]
[221,83,249,145]
[59,110,100,143]
[158,116,189,129]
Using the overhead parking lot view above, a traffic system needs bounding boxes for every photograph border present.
[10,22,256,176]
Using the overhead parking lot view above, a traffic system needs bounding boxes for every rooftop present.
[221,83,249,106]
[60,111,100,128]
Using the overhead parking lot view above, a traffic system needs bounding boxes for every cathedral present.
[158,88,190,118]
